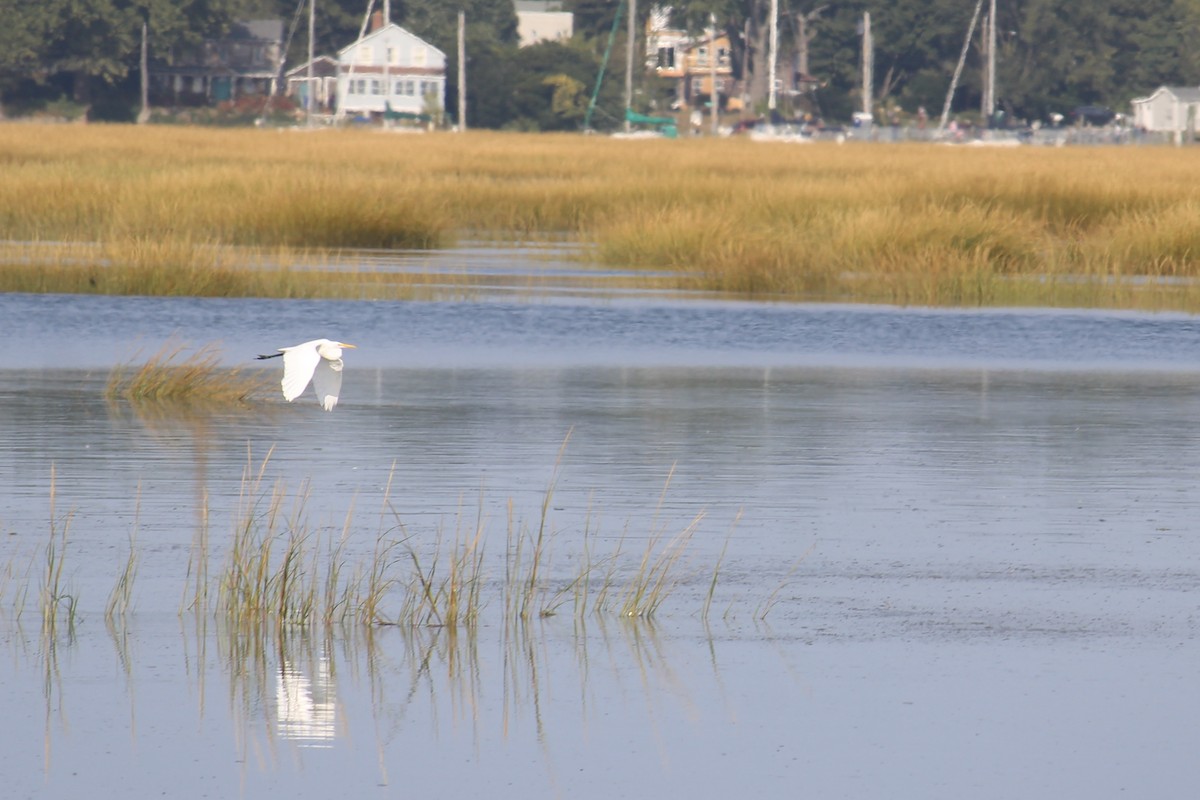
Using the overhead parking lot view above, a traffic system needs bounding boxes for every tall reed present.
[40,467,77,640]
[11,451,765,635]
[104,495,140,626]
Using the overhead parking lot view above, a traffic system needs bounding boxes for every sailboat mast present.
[938,0,984,133]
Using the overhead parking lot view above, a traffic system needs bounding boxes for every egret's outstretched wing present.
[310,357,344,411]
[280,345,321,402]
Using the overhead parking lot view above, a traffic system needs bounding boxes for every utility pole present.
[709,14,718,135]
[983,0,996,123]
[624,0,636,131]
[138,21,150,124]
[306,0,315,125]
[767,0,778,111]
[860,11,872,120]
[457,11,466,131]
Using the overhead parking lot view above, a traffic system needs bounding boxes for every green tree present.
[507,39,607,130]
[16,0,255,108]
[0,1,55,102]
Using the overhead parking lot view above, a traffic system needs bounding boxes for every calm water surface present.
[2,287,1199,799]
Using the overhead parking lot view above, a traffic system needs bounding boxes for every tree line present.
[1,0,1197,127]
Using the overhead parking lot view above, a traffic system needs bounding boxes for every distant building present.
[646,7,688,80]
[515,1,573,47]
[1130,86,1200,134]
[151,19,284,105]
[644,9,738,112]
[335,14,446,120]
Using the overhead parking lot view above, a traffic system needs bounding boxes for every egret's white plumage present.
[257,339,356,411]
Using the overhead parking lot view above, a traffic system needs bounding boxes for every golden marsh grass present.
[5,124,1200,309]
[106,341,272,407]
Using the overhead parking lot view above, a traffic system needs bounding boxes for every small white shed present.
[1130,86,1200,133]
[336,21,446,119]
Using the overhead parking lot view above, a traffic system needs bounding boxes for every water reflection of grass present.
[6,125,1200,309]
[201,606,728,763]
[6,454,793,772]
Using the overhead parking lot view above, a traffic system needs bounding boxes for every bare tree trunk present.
[745,5,769,109]
[796,5,828,78]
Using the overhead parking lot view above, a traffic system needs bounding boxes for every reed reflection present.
[176,612,726,759]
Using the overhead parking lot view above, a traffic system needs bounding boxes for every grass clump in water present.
[106,341,271,407]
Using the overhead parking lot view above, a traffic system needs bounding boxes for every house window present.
[355,79,367,95]
[406,80,416,96]
[393,81,404,96]
[691,78,703,94]
[371,79,382,95]
[357,45,373,65]
[657,47,675,69]
[413,46,427,67]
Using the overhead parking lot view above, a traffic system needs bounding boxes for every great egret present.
[257,339,357,411]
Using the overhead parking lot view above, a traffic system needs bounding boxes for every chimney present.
[370,10,384,32]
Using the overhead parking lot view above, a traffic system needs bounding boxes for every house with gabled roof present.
[335,14,446,120]
[151,19,284,105]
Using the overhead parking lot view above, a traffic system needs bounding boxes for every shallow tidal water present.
[2,285,1200,798]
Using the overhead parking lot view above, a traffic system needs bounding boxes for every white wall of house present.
[517,12,573,46]
[336,24,446,117]
[1131,86,1200,132]
[515,1,572,47]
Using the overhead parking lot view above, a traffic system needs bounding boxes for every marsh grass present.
[5,126,1200,308]
[106,341,272,408]
[41,467,78,640]
[104,512,139,626]
[8,449,782,636]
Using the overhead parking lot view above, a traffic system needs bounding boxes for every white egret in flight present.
[257,339,357,411]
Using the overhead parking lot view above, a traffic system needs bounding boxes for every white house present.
[1130,86,1200,134]
[515,1,573,47]
[336,18,446,119]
